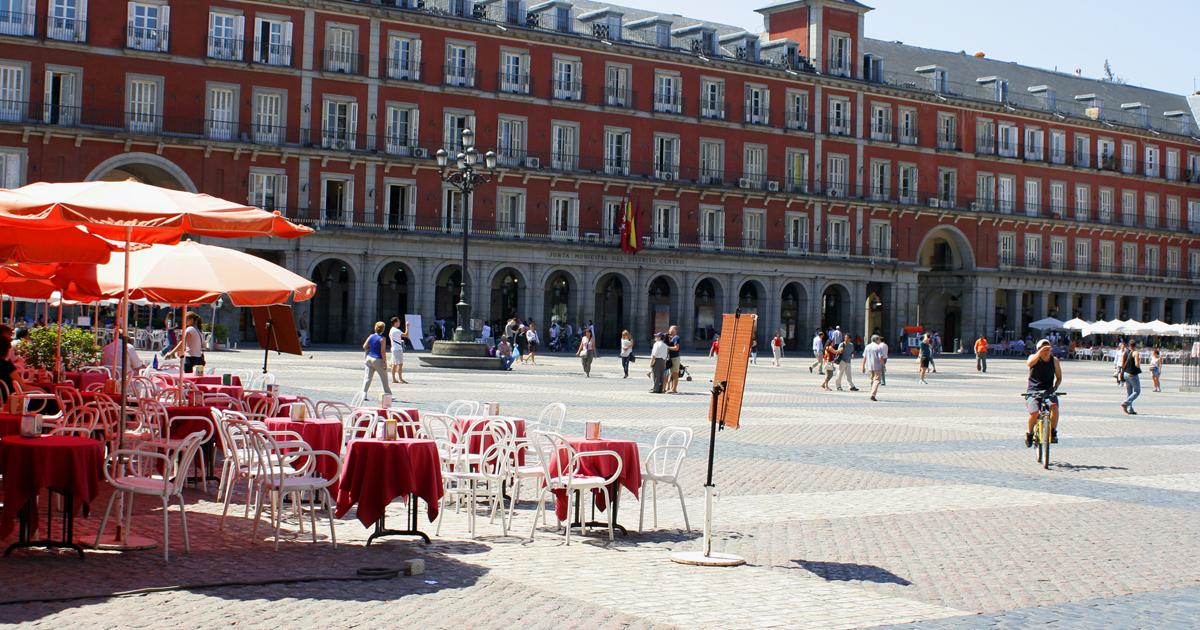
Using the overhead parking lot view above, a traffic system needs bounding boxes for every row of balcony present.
[0,10,84,42]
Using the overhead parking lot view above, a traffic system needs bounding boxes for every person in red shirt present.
[974,336,989,373]
[709,334,720,358]
[771,332,784,366]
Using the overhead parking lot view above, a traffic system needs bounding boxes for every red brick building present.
[1,0,1197,349]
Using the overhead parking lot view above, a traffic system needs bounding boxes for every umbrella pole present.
[55,298,63,376]
[177,305,187,406]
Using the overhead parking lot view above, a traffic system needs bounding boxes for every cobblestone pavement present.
[2,347,1198,628]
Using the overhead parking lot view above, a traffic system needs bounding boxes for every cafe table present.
[0,435,105,558]
[549,437,641,536]
[0,413,21,438]
[265,416,343,492]
[452,416,528,463]
[335,438,442,544]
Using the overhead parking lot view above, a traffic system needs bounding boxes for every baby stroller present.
[678,362,693,382]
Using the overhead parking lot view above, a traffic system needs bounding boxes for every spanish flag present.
[619,197,641,254]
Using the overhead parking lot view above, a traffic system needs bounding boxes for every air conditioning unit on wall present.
[412,147,429,158]
[928,197,941,208]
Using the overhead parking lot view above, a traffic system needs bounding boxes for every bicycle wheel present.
[1033,418,1042,463]
[1041,415,1051,469]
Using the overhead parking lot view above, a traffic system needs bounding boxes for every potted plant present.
[17,326,101,372]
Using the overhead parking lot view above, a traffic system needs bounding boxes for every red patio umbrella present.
[0,226,116,265]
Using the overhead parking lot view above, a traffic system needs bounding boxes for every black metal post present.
[454,187,472,342]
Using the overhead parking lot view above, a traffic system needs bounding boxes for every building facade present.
[1,0,1198,349]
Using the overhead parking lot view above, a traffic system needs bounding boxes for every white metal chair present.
[638,426,693,532]
[420,412,455,461]
[529,431,622,544]
[249,428,341,550]
[445,400,480,416]
[94,432,205,562]
[147,414,216,493]
[343,409,379,445]
[437,421,512,537]
[534,402,567,433]
[385,408,425,439]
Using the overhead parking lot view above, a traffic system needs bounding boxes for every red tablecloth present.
[452,416,527,463]
[551,438,641,521]
[0,413,20,437]
[160,374,243,387]
[65,371,108,391]
[166,406,217,440]
[265,417,343,490]
[0,435,105,538]
[196,384,245,399]
[335,438,443,527]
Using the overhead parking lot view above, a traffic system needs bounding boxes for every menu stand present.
[365,493,430,545]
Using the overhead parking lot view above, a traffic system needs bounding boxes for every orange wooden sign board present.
[709,312,756,429]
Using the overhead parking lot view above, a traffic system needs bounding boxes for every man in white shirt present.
[808,331,825,373]
[649,333,669,394]
[102,333,145,375]
[481,322,493,347]
[861,335,888,401]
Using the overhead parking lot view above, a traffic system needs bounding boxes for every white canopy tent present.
[1062,317,1089,331]
[1029,317,1066,331]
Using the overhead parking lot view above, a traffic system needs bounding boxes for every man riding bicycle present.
[1025,338,1062,447]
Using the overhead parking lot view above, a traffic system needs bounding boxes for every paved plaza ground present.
[1,346,1198,628]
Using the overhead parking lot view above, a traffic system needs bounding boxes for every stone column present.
[527,263,544,327]
[1149,297,1166,321]
[1101,294,1118,321]
[766,275,783,343]
[1056,291,1072,319]
[632,266,648,344]
[1010,289,1025,336]
[578,267,596,334]
[1170,298,1186,324]
[808,278,825,335]
[1082,292,1098,321]
[979,285,997,341]
[848,280,867,344]
[679,271,696,345]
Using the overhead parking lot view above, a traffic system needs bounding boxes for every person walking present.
[708,334,720,358]
[649,333,669,393]
[918,334,933,384]
[927,332,938,373]
[619,329,634,378]
[808,330,825,373]
[1150,349,1163,392]
[835,335,859,391]
[829,325,843,345]
[388,316,410,384]
[819,341,838,391]
[360,321,392,401]
[771,332,784,366]
[974,335,989,373]
[168,313,206,374]
[1120,340,1142,414]
[749,337,758,364]
[1113,341,1126,385]
[666,325,682,393]
[577,329,596,377]
[525,322,540,365]
[862,335,887,401]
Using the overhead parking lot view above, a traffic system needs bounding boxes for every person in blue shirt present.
[361,321,392,400]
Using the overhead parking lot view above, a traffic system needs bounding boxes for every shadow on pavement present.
[1051,462,1130,472]
[791,559,913,585]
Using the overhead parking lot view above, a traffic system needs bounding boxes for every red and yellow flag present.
[619,197,641,254]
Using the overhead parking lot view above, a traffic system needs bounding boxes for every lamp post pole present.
[436,129,497,343]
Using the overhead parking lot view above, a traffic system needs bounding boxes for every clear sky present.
[622,0,1199,96]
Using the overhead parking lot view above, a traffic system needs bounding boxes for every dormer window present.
[605,14,621,40]
[828,33,850,76]
[504,0,525,26]
[916,65,947,93]
[554,6,571,33]
[655,22,670,48]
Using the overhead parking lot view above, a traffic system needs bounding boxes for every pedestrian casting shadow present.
[791,560,913,585]
[1050,462,1130,472]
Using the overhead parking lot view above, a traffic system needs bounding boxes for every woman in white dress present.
[388,316,409,384]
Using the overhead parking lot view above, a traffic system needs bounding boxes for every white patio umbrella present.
[1117,319,1150,335]
[1062,317,1089,331]
[1029,317,1066,331]
[1145,320,1177,336]
[1082,320,1118,337]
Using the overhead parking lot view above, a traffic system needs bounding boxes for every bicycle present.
[1022,390,1064,470]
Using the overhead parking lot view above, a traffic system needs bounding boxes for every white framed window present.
[42,67,78,125]
[828,33,850,77]
[550,121,578,170]
[1024,127,1043,160]
[1074,239,1090,272]
[998,123,1018,157]
[1074,133,1091,167]
[605,64,630,107]
[1190,154,1200,182]
[0,63,28,123]
[898,164,917,204]
[207,11,244,60]
[1121,242,1138,274]
[898,107,917,144]
[552,56,581,100]
[602,197,623,243]
[1099,241,1115,273]
[937,168,956,206]
[248,169,286,213]
[321,97,358,149]
[384,104,419,155]
[869,221,891,258]
[442,185,471,233]
[1049,181,1066,217]
[388,34,422,81]
[652,202,678,248]
[744,84,769,125]
[1099,188,1114,224]
[0,149,26,188]
[125,75,161,133]
[997,232,1016,267]
[743,144,766,187]
[785,149,808,193]
[1166,149,1180,180]
[870,104,892,141]
[828,97,850,135]
[869,160,890,201]
[699,205,724,249]
[976,118,995,154]
[1022,176,1041,216]
[1024,234,1042,269]
[653,133,680,180]
[205,84,237,140]
[1190,200,1200,233]
[382,179,416,231]
[1098,138,1116,169]
[495,115,526,166]
[494,188,523,237]
[1166,196,1180,231]
[553,5,572,32]
[0,0,35,37]
[1049,237,1066,271]
[827,216,850,256]
[1075,184,1090,222]
[937,112,957,150]
[786,89,808,130]
[826,154,848,197]
[1191,251,1200,279]
[443,109,475,153]
[700,78,725,119]
[1144,146,1160,178]
[999,175,1016,214]
[1121,190,1137,226]
[48,0,87,41]
[1144,193,1159,229]
[699,139,723,185]
[253,17,292,66]
[499,49,529,94]
[653,71,681,114]
[1145,245,1159,276]
[1049,130,1066,164]
[549,193,578,241]
[445,42,477,88]
[320,175,354,227]
[604,127,631,176]
[743,208,765,252]
[127,2,169,52]
[785,212,809,253]
[976,173,995,211]
[1166,247,1180,276]
[252,89,285,145]
[1120,141,1136,173]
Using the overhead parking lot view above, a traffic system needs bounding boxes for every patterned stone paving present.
[0,348,1197,628]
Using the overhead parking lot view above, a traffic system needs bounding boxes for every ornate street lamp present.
[435,129,497,343]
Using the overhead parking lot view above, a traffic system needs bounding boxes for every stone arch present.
[593,271,633,349]
[819,282,852,331]
[489,266,527,325]
[737,279,768,341]
[692,276,726,342]
[375,261,414,325]
[431,263,464,337]
[85,153,198,192]
[916,225,976,271]
[308,257,356,345]
[542,269,579,335]
[780,281,809,350]
[646,274,681,340]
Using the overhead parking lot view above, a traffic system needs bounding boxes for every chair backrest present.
[384,408,426,439]
[536,402,567,432]
[647,426,693,479]
[49,426,94,438]
[136,398,169,438]
[167,432,206,494]
[60,405,100,433]
[167,415,214,444]
[245,393,278,420]
[345,409,378,444]
[55,385,84,411]
[445,399,480,416]
[203,392,240,409]
[316,400,352,424]
[531,431,572,481]
[350,392,366,408]
[91,400,122,444]
[420,412,454,445]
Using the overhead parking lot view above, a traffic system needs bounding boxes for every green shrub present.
[17,326,101,371]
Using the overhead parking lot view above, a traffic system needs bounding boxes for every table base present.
[4,489,85,560]
[365,493,431,545]
[569,487,628,537]
[86,531,159,551]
